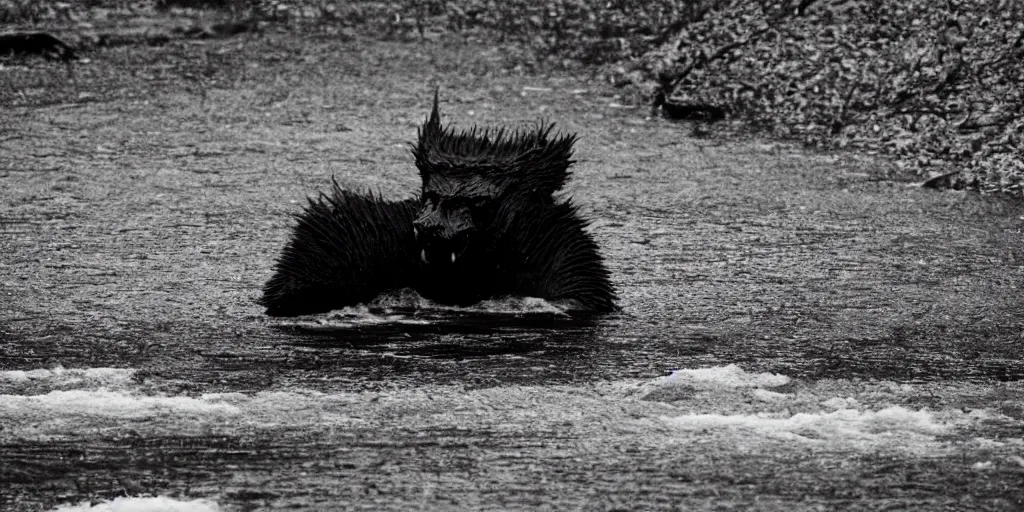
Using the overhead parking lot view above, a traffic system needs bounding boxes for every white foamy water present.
[53,496,220,512]
[281,291,569,330]
[366,289,568,314]
[2,389,241,418]
[2,367,1021,512]
[1,365,1019,457]
[625,364,1024,452]
[664,405,948,444]
[657,364,791,389]
[299,311,432,330]
[629,363,792,402]
[0,367,135,393]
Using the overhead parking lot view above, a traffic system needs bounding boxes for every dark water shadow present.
[0,308,643,392]
[273,309,609,361]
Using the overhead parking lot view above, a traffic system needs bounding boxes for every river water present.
[3,48,1024,509]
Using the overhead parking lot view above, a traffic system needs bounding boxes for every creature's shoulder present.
[503,201,618,312]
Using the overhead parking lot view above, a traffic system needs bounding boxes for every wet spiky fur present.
[412,91,577,198]
[261,93,617,316]
[261,186,419,316]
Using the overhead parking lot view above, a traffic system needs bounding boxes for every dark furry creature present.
[261,94,617,316]
[0,32,77,62]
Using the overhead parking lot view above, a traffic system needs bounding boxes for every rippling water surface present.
[2,42,1023,509]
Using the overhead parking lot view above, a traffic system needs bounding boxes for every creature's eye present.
[466,196,494,215]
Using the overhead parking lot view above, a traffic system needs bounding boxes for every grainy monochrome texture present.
[261,93,617,316]
[1,2,1024,512]
[0,32,78,61]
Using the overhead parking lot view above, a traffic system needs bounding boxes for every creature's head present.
[410,92,577,270]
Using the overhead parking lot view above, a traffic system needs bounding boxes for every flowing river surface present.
[2,38,1023,511]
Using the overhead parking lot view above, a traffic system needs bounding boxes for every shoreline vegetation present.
[3,0,1021,197]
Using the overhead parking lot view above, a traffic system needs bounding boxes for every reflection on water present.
[280,302,606,358]
[248,298,625,390]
